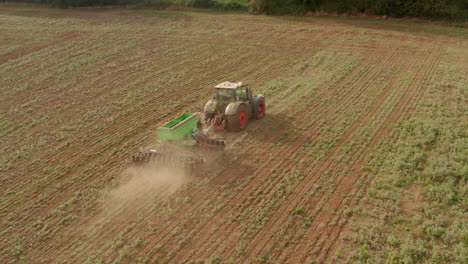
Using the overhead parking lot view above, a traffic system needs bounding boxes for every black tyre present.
[253,98,266,119]
[227,104,248,131]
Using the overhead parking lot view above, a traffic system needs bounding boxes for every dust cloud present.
[109,164,189,204]
[86,163,191,232]
[84,146,223,233]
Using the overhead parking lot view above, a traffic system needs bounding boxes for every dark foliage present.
[251,0,467,20]
[6,0,467,20]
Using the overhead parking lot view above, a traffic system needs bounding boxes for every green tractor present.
[203,81,265,131]
[131,81,265,170]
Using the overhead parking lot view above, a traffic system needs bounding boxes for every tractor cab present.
[214,81,251,102]
[204,81,265,131]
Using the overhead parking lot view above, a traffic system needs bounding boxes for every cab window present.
[236,88,247,101]
[216,89,234,101]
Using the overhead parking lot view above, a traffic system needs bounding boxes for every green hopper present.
[131,113,225,166]
[158,113,199,146]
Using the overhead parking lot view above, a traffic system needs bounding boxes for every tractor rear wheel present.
[253,99,266,119]
[227,104,248,131]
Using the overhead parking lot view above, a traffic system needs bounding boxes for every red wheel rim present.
[258,103,265,116]
[239,111,247,127]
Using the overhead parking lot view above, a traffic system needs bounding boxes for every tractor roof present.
[214,81,244,89]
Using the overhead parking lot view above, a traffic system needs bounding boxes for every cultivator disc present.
[132,149,203,168]
[131,145,205,171]
[131,149,159,165]
[130,127,224,172]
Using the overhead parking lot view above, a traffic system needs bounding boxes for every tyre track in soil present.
[154,46,394,262]
[311,44,445,263]
[73,42,315,261]
[267,45,429,262]
[271,45,440,264]
[192,44,377,197]
[44,41,306,262]
[209,46,408,261]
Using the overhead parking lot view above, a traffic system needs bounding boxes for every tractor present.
[203,81,265,131]
[131,81,265,171]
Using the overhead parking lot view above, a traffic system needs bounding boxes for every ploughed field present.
[1,5,466,264]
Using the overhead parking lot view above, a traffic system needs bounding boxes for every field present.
[1,5,467,264]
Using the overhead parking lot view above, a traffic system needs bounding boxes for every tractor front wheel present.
[227,104,248,131]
